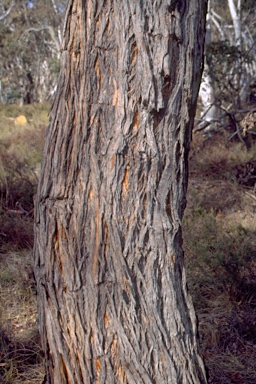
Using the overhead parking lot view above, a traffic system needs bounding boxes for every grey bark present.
[34,0,208,383]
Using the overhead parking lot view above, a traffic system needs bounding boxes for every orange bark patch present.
[96,359,101,373]
[160,352,166,371]
[110,334,118,356]
[95,358,101,384]
[122,167,129,195]
[106,19,111,34]
[112,78,119,106]
[170,254,175,264]
[95,56,102,88]
[90,113,95,125]
[117,364,127,382]
[104,311,109,327]
[110,154,115,171]
[88,185,101,283]
[128,212,135,228]
[123,275,130,294]
[103,220,109,257]
[88,188,94,202]
[78,169,86,192]
[92,199,100,283]
[59,353,69,382]
[60,224,68,242]
[131,110,139,132]
[131,42,138,66]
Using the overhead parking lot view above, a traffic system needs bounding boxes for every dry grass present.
[0,251,44,384]
[189,130,256,180]
[0,103,47,383]
[184,131,256,383]
[0,103,47,251]
[1,104,256,382]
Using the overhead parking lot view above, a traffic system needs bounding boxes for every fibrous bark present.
[34,1,208,383]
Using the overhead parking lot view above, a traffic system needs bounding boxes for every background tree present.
[199,0,218,128]
[0,0,66,104]
[34,0,208,383]
[197,0,256,134]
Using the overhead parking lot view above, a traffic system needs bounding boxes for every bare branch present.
[21,26,61,53]
[0,0,14,21]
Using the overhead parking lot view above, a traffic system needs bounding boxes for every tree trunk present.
[227,0,243,107]
[34,1,208,383]
[227,0,241,47]
[199,0,218,130]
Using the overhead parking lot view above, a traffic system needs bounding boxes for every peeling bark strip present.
[34,1,208,383]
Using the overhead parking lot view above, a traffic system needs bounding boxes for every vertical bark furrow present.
[34,1,208,383]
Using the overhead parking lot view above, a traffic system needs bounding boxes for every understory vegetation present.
[0,104,256,383]
[184,133,256,384]
[0,104,47,383]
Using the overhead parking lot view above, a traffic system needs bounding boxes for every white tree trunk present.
[199,0,218,129]
[228,0,241,46]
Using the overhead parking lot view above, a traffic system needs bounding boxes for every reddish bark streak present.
[34,1,208,383]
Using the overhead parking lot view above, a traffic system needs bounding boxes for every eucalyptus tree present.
[34,0,208,383]
[0,0,66,103]
[198,0,256,133]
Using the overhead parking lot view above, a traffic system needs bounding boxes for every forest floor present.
[0,104,256,383]
[184,132,256,384]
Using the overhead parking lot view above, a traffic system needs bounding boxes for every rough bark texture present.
[34,1,208,383]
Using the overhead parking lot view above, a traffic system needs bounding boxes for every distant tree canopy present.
[197,0,256,136]
[207,0,256,109]
[0,0,255,108]
[0,0,67,104]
